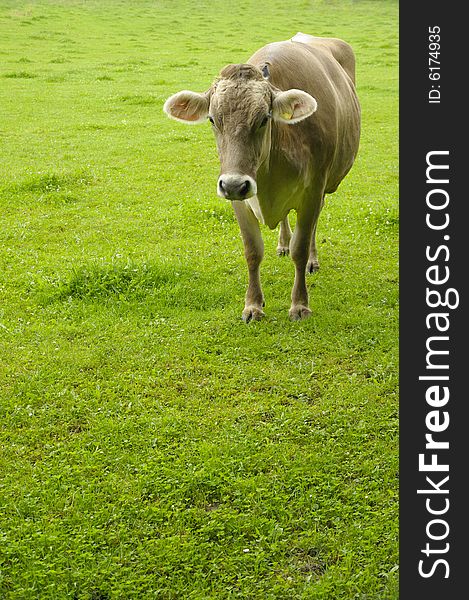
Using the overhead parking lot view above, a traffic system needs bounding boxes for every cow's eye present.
[208,116,215,125]
[259,114,270,128]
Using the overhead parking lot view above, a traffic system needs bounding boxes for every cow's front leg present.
[289,203,321,320]
[232,201,265,322]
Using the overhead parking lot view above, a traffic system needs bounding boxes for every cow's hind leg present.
[277,216,292,256]
[232,201,265,322]
[307,194,324,274]
[307,220,320,273]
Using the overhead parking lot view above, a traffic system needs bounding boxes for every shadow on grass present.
[7,170,95,194]
[38,260,230,310]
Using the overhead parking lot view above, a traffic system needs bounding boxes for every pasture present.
[0,0,398,598]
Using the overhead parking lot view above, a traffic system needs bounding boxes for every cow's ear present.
[272,89,317,124]
[163,90,209,124]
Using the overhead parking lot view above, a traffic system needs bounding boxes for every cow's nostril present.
[219,179,226,193]
[240,180,250,197]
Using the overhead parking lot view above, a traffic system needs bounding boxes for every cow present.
[163,32,361,322]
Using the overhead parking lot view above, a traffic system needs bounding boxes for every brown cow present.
[164,32,361,321]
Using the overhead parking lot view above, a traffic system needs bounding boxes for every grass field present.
[0,1,398,598]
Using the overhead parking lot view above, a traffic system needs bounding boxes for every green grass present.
[0,1,398,598]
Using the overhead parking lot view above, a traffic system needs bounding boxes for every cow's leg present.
[289,197,322,320]
[232,201,265,322]
[277,216,292,256]
[307,220,320,273]
[307,194,324,273]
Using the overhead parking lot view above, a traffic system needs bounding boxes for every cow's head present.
[163,64,317,201]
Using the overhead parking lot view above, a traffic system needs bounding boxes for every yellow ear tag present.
[281,112,292,120]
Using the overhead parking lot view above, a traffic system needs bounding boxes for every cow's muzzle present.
[217,173,257,200]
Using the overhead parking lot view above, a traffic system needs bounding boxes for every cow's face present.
[208,67,272,200]
[164,64,317,201]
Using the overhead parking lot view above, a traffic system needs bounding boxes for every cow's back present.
[248,34,361,194]
[290,32,356,84]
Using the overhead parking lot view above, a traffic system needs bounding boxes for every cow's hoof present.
[242,306,265,323]
[307,260,320,274]
[277,245,290,256]
[289,305,312,321]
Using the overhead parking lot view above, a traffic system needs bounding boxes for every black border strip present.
[399,3,466,597]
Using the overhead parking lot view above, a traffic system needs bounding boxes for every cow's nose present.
[218,177,251,199]
[217,174,257,200]
[219,178,251,198]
